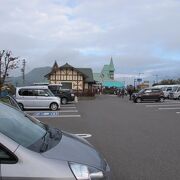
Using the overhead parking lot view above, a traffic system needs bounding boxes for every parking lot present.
[27,95,180,180]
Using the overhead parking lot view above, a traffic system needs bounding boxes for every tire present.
[159,97,164,103]
[50,103,58,111]
[61,97,68,105]
[18,103,24,110]
[178,96,180,100]
[136,98,142,103]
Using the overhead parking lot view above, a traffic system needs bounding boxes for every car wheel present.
[61,97,68,105]
[18,103,24,110]
[159,97,164,103]
[50,103,58,111]
[178,96,180,100]
[136,98,142,103]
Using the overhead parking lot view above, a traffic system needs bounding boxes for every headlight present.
[71,93,75,97]
[69,162,104,180]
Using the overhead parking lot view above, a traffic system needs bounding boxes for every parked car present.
[48,84,75,105]
[0,102,111,180]
[169,85,180,100]
[15,86,61,110]
[161,86,173,99]
[133,88,165,103]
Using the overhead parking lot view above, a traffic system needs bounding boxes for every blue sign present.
[33,112,59,117]
[136,78,142,82]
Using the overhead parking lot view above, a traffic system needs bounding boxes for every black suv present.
[133,88,165,103]
[48,85,75,105]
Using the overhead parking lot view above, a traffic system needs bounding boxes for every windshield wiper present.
[40,131,49,153]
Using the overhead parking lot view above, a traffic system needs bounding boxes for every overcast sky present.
[0,0,180,83]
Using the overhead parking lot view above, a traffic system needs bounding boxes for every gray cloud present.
[0,0,180,81]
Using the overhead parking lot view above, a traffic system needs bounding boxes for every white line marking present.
[61,105,75,107]
[176,112,180,114]
[61,107,76,109]
[159,107,180,110]
[60,110,78,113]
[75,134,92,138]
[146,104,180,107]
[25,109,77,113]
[34,115,81,118]
[136,101,180,105]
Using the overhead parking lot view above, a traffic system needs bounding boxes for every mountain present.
[9,66,51,86]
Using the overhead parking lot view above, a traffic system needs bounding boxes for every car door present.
[142,89,152,101]
[20,89,36,108]
[151,89,161,100]
[34,89,51,108]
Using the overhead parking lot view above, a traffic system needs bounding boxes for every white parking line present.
[61,104,75,107]
[159,107,180,110]
[25,109,78,113]
[136,101,180,105]
[146,104,180,107]
[34,114,81,118]
[61,107,76,109]
[60,110,78,113]
[176,112,180,114]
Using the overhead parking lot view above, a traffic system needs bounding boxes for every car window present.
[167,87,172,91]
[0,103,46,148]
[0,145,17,164]
[152,89,160,93]
[19,89,34,96]
[144,89,152,93]
[172,86,178,92]
[177,87,180,92]
[37,89,47,96]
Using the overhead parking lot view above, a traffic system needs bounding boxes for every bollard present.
[75,96,78,103]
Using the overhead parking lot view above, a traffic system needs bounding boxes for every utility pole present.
[0,50,5,95]
[21,59,26,86]
[153,74,159,84]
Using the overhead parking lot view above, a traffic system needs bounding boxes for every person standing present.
[121,88,125,98]
[127,86,134,100]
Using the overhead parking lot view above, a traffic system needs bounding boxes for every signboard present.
[136,78,142,82]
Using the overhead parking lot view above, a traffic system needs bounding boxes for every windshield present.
[172,86,178,92]
[0,103,46,148]
[161,87,167,91]
[46,89,55,96]
[138,89,145,94]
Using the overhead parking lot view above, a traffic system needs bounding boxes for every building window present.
[61,82,72,89]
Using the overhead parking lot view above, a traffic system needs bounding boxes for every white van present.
[153,85,178,98]
[169,85,180,100]
[15,86,61,110]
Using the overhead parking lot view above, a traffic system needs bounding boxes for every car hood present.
[42,131,107,171]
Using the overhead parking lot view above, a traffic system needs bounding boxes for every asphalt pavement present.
[35,95,180,180]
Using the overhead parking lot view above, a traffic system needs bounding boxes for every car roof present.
[16,86,49,89]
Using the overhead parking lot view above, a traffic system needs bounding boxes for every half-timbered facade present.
[45,62,94,93]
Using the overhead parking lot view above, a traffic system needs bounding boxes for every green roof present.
[109,57,115,71]
[102,81,124,88]
[93,73,102,82]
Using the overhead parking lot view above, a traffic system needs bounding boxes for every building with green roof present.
[93,58,124,88]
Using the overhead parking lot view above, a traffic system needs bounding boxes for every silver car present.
[15,86,61,110]
[0,102,111,180]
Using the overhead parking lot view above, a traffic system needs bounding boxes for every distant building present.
[45,61,94,93]
[93,58,124,88]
